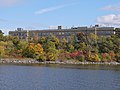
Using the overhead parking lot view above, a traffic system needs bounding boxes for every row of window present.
[97,31,114,35]
[29,32,76,36]
[12,33,27,36]
[10,30,114,37]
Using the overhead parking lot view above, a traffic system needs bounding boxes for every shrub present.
[101,53,111,62]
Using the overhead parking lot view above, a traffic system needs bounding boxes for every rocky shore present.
[0,59,120,65]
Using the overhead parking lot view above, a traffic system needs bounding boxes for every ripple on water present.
[0,65,119,90]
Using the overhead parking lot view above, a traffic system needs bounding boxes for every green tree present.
[46,48,58,61]
[4,41,14,57]
[0,42,6,57]
[47,35,59,49]
[0,30,5,41]
[66,44,74,52]
[79,42,87,51]
[22,43,35,58]
[59,38,68,50]
[45,41,58,61]
[46,41,56,51]
[115,28,120,38]
[98,36,113,53]
[39,36,47,50]
[12,37,20,49]
[76,32,87,43]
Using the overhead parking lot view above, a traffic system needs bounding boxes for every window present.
[58,32,61,35]
[62,32,64,35]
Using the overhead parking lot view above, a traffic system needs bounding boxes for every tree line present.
[0,30,120,62]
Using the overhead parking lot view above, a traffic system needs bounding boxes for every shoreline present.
[0,59,120,65]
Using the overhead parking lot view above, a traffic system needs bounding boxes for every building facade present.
[9,26,115,41]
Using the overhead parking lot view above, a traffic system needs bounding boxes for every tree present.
[22,43,44,59]
[22,43,35,58]
[0,30,5,41]
[109,51,115,62]
[45,41,58,61]
[39,36,47,44]
[0,42,5,58]
[47,35,59,49]
[12,37,20,49]
[34,44,43,56]
[0,30,3,34]
[66,44,74,52]
[34,44,44,61]
[76,32,87,43]
[39,36,47,50]
[88,33,98,47]
[89,53,100,62]
[79,42,87,51]
[46,41,56,51]
[59,38,68,50]
[101,53,111,62]
[112,36,120,53]
[4,41,14,57]
[46,48,58,61]
[98,36,113,53]
[115,28,120,38]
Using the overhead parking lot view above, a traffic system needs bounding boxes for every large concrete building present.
[9,25,115,41]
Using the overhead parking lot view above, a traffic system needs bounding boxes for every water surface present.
[0,64,120,90]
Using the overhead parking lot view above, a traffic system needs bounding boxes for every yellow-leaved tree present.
[34,44,45,61]
[22,43,44,61]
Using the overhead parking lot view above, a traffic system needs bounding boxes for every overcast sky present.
[0,0,120,35]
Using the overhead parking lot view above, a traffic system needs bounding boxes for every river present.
[0,64,120,90]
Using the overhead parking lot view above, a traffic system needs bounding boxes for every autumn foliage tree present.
[0,28,120,63]
[22,43,43,59]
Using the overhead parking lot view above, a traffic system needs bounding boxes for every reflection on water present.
[0,64,120,90]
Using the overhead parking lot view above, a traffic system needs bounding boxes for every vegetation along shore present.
[0,30,120,64]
